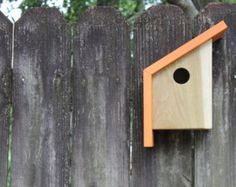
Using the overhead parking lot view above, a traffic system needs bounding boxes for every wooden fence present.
[0,3,235,187]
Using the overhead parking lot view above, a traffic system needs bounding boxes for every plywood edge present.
[143,71,154,147]
[201,40,213,130]
[144,21,227,75]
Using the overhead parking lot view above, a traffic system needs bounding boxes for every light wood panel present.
[152,40,212,129]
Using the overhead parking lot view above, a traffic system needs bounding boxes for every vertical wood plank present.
[132,5,193,187]
[12,8,71,187]
[0,12,12,187]
[194,3,236,186]
[72,7,129,187]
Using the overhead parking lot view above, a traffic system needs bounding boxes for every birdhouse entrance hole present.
[173,68,190,84]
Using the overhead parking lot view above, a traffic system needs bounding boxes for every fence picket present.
[12,8,71,187]
[72,7,130,187]
[194,3,236,186]
[0,12,12,187]
[132,5,193,187]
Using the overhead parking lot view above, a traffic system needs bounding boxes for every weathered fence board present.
[194,3,236,187]
[0,12,12,187]
[12,8,70,187]
[72,7,129,187]
[0,3,233,187]
[132,5,193,187]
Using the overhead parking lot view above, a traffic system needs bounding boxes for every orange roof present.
[144,21,228,75]
[143,21,228,148]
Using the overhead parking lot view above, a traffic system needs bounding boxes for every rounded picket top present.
[0,11,12,95]
[14,7,69,63]
[134,5,185,25]
[194,3,236,29]
[194,3,236,83]
[0,11,12,30]
[76,6,127,27]
[15,7,67,26]
[133,4,189,65]
[201,2,236,17]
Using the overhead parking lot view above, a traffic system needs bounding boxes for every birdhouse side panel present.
[152,40,212,129]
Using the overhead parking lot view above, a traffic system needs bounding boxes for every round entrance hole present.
[173,68,190,84]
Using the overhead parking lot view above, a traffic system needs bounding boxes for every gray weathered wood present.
[72,7,129,187]
[12,8,70,187]
[194,3,236,187]
[132,5,193,187]
[0,12,12,187]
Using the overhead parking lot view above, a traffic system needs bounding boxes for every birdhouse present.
[143,21,228,147]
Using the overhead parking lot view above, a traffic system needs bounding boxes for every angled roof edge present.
[144,21,228,75]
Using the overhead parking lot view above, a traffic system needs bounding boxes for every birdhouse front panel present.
[143,21,228,147]
[152,40,212,129]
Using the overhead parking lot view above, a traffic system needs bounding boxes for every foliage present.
[222,0,236,3]
[5,0,236,22]
[0,0,236,23]
[63,0,96,23]
[64,0,145,23]
[17,0,236,23]
[19,0,45,13]
[15,0,146,23]
[119,0,144,19]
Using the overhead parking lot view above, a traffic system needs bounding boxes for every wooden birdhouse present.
[143,21,228,147]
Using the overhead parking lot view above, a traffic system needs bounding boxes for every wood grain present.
[194,3,236,187]
[12,8,71,187]
[132,5,193,187]
[152,40,212,129]
[72,7,130,187]
[0,11,12,187]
